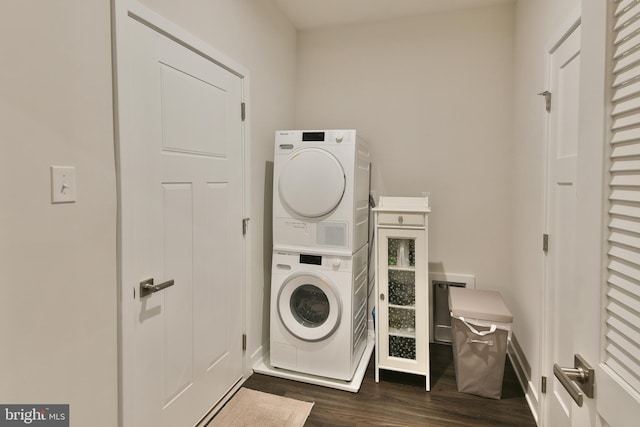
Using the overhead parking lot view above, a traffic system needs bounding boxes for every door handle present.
[553,354,594,407]
[139,278,175,298]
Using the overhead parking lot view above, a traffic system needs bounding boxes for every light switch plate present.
[51,166,76,203]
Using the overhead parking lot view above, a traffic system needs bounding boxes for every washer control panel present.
[301,253,351,272]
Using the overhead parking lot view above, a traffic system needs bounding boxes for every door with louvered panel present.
[601,0,640,424]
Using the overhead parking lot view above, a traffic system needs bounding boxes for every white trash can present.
[449,288,513,399]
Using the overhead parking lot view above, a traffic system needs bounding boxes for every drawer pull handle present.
[398,215,404,224]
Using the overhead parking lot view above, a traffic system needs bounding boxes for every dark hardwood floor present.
[243,343,537,426]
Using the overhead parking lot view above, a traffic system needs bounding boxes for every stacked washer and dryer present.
[270,129,370,381]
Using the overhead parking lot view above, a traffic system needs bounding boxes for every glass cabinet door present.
[387,237,417,360]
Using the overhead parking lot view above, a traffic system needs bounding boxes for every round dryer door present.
[278,148,346,218]
[277,271,342,342]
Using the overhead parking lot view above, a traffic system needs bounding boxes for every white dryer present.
[270,245,368,381]
[273,130,370,255]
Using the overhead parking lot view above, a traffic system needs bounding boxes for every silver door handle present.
[140,278,175,298]
[553,354,594,407]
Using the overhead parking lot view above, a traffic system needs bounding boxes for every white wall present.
[0,1,118,425]
[296,5,515,294]
[511,0,581,419]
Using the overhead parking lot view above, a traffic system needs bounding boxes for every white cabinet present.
[373,197,430,390]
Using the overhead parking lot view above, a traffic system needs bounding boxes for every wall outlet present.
[51,166,76,203]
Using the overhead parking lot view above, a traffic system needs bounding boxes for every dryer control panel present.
[276,129,356,149]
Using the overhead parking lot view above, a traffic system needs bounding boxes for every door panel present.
[196,183,229,371]
[159,63,228,156]
[118,14,244,427]
[163,183,194,404]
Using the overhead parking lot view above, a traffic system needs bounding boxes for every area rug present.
[208,388,314,427]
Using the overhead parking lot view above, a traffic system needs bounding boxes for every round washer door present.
[278,148,346,218]
[277,271,342,342]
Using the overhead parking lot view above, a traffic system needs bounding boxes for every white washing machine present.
[270,245,368,381]
[273,130,370,256]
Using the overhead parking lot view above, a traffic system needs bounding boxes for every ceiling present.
[273,0,515,30]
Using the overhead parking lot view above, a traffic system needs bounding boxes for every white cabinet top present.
[373,196,431,213]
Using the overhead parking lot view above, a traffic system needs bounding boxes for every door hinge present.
[542,376,547,394]
[543,233,549,253]
[242,217,250,236]
[538,91,551,113]
[242,334,247,351]
[241,102,246,121]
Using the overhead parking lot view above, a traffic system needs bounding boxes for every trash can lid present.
[449,288,513,323]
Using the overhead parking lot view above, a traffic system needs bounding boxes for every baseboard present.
[249,343,266,376]
[507,333,540,424]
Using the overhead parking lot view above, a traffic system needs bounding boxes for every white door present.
[543,20,582,427]
[544,6,640,425]
[116,13,245,427]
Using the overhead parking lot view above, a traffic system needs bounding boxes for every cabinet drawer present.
[378,212,424,226]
